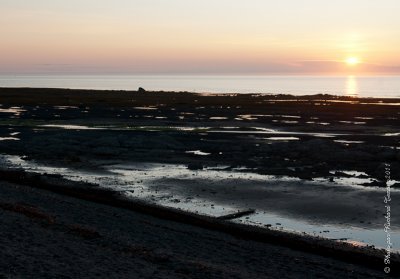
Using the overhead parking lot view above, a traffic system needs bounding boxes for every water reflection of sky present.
[237,212,399,250]
[1,75,400,97]
[346,75,358,97]
[1,154,399,252]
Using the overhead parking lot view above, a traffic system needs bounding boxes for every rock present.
[361,180,386,187]
[334,171,352,178]
[391,183,400,188]
[297,172,313,180]
[187,163,203,170]
[138,87,146,93]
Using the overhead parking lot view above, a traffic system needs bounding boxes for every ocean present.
[1,75,400,98]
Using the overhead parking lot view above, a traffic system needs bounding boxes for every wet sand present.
[1,180,389,279]
[1,88,400,277]
[1,87,399,182]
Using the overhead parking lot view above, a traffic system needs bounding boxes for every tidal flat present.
[0,88,399,277]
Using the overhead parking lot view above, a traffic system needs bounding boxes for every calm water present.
[1,154,399,250]
[1,75,400,98]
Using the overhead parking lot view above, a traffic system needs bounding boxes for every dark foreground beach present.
[0,180,388,279]
[1,88,400,278]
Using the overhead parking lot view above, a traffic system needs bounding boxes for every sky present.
[1,0,400,75]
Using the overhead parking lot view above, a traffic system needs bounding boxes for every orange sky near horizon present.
[1,0,400,75]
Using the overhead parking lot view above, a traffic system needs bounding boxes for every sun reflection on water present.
[346,76,358,97]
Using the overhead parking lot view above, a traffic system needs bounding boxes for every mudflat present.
[1,88,399,182]
[1,88,399,277]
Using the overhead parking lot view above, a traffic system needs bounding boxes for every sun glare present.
[346,57,360,66]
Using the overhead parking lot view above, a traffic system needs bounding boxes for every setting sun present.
[2,2,400,277]
[346,57,360,66]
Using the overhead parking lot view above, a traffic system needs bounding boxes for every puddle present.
[54,106,79,110]
[314,170,374,188]
[334,140,365,144]
[313,133,336,138]
[355,117,374,120]
[279,115,301,119]
[251,127,277,133]
[360,102,400,106]
[231,166,256,171]
[252,114,273,117]
[0,137,20,141]
[41,125,105,130]
[174,126,211,131]
[334,170,368,177]
[209,117,228,120]
[266,137,300,141]
[220,126,241,130]
[208,129,345,138]
[339,121,367,125]
[0,107,26,116]
[238,115,258,120]
[236,212,396,249]
[185,150,211,156]
[133,107,158,110]
[1,154,399,251]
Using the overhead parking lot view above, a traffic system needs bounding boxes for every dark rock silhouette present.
[138,87,146,93]
[187,163,203,170]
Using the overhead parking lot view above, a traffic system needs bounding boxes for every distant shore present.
[1,74,400,98]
